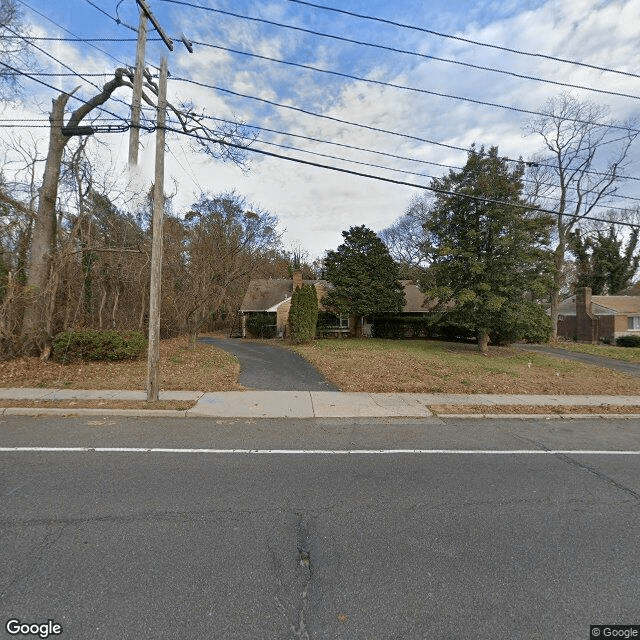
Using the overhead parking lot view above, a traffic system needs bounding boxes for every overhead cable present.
[0,61,130,126]
[16,0,133,67]
[193,42,640,131]
[286,0,640,80]
[163,123,640,229]
[159,0,640,102]
[170,76,640,183]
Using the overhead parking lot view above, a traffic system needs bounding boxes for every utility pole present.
[131,0,191,400]
[128,7,147,166]
[146,55,168,402]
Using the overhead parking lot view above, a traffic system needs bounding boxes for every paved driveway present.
[516,343,640,377]
[199,337,339,391]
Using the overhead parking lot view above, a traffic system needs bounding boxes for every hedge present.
[371,315,434,339]
[53,330,147,364]
[616,335,640,347]
[246,312,277,338]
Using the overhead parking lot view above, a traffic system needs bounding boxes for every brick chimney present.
[293,270,303,291]
[576,286,596,342]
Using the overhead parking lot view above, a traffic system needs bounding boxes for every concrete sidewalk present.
[2,388,640,418]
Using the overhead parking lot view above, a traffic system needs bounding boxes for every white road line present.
[0,447,639,455]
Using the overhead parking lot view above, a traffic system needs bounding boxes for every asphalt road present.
[199,337,339,391]
[1,415,639,639]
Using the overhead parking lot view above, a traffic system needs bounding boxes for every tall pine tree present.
[418,146,553,352]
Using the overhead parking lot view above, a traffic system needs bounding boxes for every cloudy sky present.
[4,0,640,258]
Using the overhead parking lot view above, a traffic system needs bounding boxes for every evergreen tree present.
[418,146,553,352]
[322,225,405,318]
[569,225,639,294]
[288,283,319,343]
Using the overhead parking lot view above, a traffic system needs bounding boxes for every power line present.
[16,0,130,68]
[163,123,640,229]
[83,0,137,32]
[4,24,107,95]
[165,114,640,214]
[286,0,640,80]
[193,41,640,132]
[4,35,139,42]
[3,105,638,212]
[5,17,140,120]
[160,0,640,103]
[0,61,130,126]
[170,76,640,183]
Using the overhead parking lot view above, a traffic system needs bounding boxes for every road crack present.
[291,512,313,640]
[512,433,640,503]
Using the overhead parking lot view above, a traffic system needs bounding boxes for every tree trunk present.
[111,286,120,329]
[21,93,70,351]
[550,241,566,339]
[98,286,107,329]
[477,328,489,354]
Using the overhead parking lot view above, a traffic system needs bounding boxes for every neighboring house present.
[237,273,434,338]
[556,286,640,343]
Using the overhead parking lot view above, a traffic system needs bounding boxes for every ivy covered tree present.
[569,225,639,294]
[322,225,405,322]
[418,146,553,353]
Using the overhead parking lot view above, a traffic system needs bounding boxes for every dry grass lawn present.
[291,339,640,394]
[0,336,241,391]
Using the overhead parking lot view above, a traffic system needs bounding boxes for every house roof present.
[558,294,640,315]
[401,280,438,313]
[239,279,328,312]
[240,278,435,313]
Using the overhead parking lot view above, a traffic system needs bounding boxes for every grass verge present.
[0,336,241,391]
[291,339,640,394]
[429,404,640,414]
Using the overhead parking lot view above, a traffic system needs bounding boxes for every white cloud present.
[3,0,639,260]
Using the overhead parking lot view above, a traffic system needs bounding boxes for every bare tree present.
[20,67,254,353]
[524,93,638,337]
[379,193,432,275]
[0,0,33,102]
[173,192,282,344]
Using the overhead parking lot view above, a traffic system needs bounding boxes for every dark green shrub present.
[616,335,640,347]
[288,284,319,343]
[246,312,277,338]
[431,321,476,342]
[490,300,552,345]
[371,315,434,339]
[53,330,147,364]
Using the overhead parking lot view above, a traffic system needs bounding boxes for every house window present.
[628,316,640,330]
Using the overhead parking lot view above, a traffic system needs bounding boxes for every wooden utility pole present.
[146,55,168,401]
[128,7,147,166]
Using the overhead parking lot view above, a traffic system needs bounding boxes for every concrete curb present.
[2,407,640,420]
